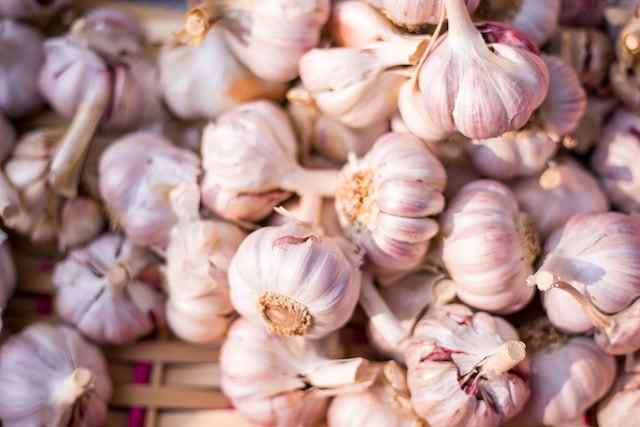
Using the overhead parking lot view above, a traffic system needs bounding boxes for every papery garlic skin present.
[442,180,538,314]
[0,0,73,27]
[0,323,112,427]
[335,133,446,281]
[592,109,640,213]
[229,221,362,338]
[597,360,640,427]
[159,27,286,121]
[0,19,44,119]
[405,304,529,427]
[0,230,16,333]
[514,157,608,240]
[99,132,200,252]
[513,337,616,427]
[366,0,479,30]
[53,233,165,345]
[222,0,330,82]
[416,1,549,140]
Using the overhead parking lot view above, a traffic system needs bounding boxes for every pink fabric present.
[128,362,152,427]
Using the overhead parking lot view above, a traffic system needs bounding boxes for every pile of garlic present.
[2,0,640,426]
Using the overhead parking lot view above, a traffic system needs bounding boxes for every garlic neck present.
[445,0,487,50]
[53,368,93,407]
[258,291,312,336]
[516,213,540,265]
[107,263,130,291]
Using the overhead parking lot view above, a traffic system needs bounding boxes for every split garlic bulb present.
[441,180,538,314]
[53,233,165,345]
[166,185,247,343]
[328,361,423,427]
[99,132,200,252]
[0,322,112,426]
[159,26,285,121]
[405,303,529,427]
[514,157,609,240]
[530,212,640,354]
[229,220,362,338]
[512,319,616,426]
[597,356,640,427]
[0,19,44,119]
[221,318,375,427]
[365,0,479,30]
[414,0,549,140]
[0,230,15,333]
[0,0,73,27]
[592,109,640,213]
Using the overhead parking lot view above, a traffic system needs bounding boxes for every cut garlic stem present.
[280,167,340,197]
[297,194,324,230]
[53,368,93,406]
[49,85,109,199]
[445,0,483,48]
[306,358,377,389]
[479,340,526,376]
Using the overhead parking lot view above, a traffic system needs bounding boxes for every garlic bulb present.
[99,132,200,252]
[405,303,529,427]
[0,0,73,27]
[53,233,165,345]
[160,25,285,121]
[4,128,104,249]
[166,185,246,343]
[335,133,446,281]
[442,180,538,314]
[512,319,616,427]
[0,19,44,119]
[559,0,606,27]
[514,157,609,240]
[365,0,479,30]
[415,0,549,140]
[221,318,376,427]
[229,219,362,338]
[592,109,640,213]
[0,230,16,333]
[299,37,423,129]
[0,322,112,426]
[530,212,640,354]
[328,361,423,427]
[201,101,340,223]
[597,356,640,427]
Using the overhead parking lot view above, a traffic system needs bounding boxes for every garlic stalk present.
[221,318,378,427]
[335,133,446,282]
[166,185,246,343]
[0,230,15,333]
[99,131,201,253]
[441,180,538,314]
[529,212,640,354]
[597,354,640,427]
[365,0,479,31]
[0,0,73,27]
[0,323,112,426]
[53,233,165,345]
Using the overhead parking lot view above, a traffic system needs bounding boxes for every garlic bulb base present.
[55,368,94,406]
[258,291,313,336]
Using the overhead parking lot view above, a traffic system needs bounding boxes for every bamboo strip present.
[110,385,230,410]
[106,341,220,364]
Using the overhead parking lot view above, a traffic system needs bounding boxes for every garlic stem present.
[107,263,129,290]
[359,272,408,352]
[306,358,377,389]
[49,85,109,199]
[445,0,485,48]
[53,368,93,406]
[539,165,563,189]
[280,167,340,197]
[257,290,313,336]
[479,340,526,376]
[298,194,324,230]
[0,171,23,223]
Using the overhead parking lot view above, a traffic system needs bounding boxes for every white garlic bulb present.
[0,323,112,426]
[597,356,640,427]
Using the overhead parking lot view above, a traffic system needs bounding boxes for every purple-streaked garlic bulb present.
[597,355,640,427]
[512,319,616,426]
[0,322,112,426]
[99,132,200,252]
[559,0,606,27]
[0,0,73,27]
[0,230,15,333]
[160,26,286,121]
[166,185,246,343]
[328,361,423,427]
[0,19,44,119]
[365,0,479,30]
[514,157,609,240]
[335,133,446,282]
[476,0,560,46]
[530,212,640,354]
[592,109,640,213]
[201,101,339,223]
[405,303,529,427]
[413,0,549,140]
[299,37,423,129]
[228,219,362,338]
[221,318,375,427]
[366,271,456,362]
[565,96,617,154]
[3,128,104,249]
[287,87,389,164]
[39,9,160,198]
[548,27,613,91]
[52,233,165,345]
[441,180,538,314]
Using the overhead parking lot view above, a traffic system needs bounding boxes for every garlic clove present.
[328,0,407,47]
[597,357,640,427]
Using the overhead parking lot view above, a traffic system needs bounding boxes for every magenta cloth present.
[128,362,152,427]
[35,296,52,315]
